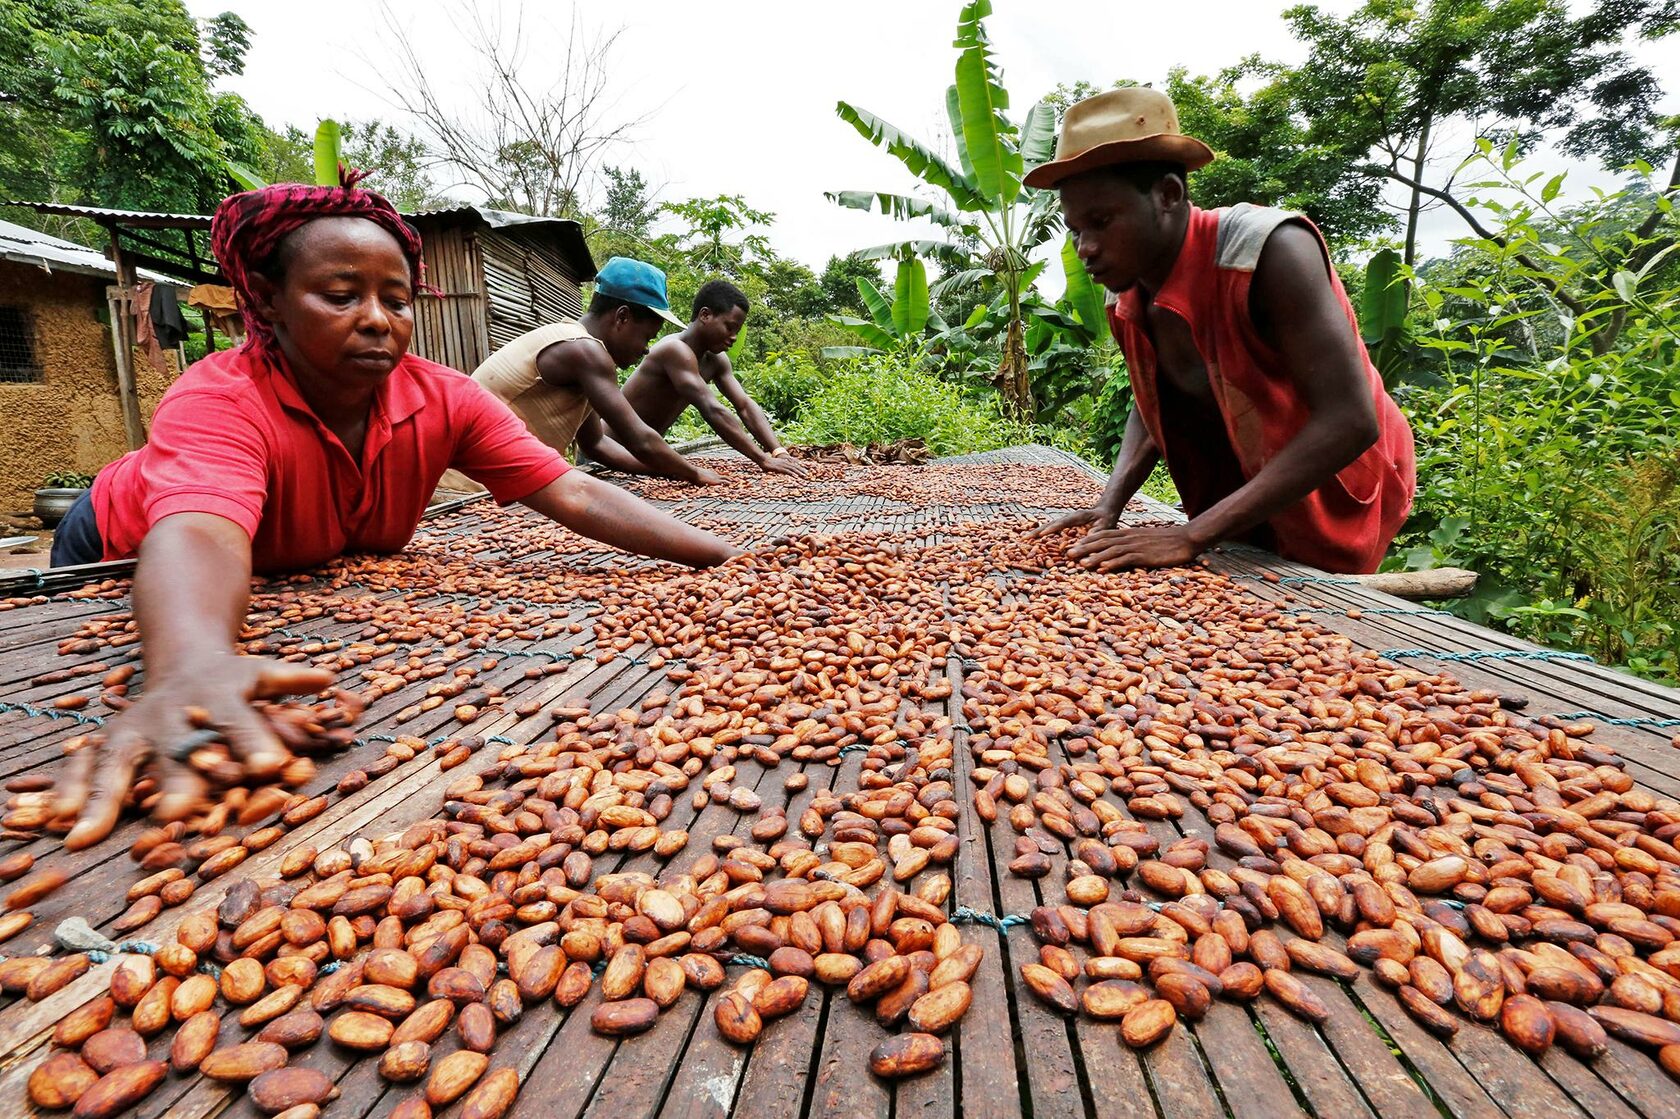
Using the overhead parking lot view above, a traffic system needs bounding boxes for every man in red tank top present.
[1026,89,1415,574]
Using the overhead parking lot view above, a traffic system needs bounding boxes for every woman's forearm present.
[524,471,740,567]
[133,513,256,674]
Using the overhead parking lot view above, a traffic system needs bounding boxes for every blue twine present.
[1275,576,1360,586]
[1354,607,1455,617]
[950,906,1030,931]
[1380,648,1594,665]
[726,954,770,970]
[0,700,106,727]
[319,960,342,975]
[837,744,870,757]
[1548,711,1680,730]
[486,735,514,746]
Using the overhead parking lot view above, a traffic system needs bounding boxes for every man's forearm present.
[739,403,782,453]
[606,424,709,483]
[697,402,770,464]
[582,433,660,477]
[1097,409,1160,525]
[134,514,254,674]
[1184,414,1372,547]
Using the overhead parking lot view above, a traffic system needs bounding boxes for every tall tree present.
[1284,0,1679,266]
[599,166,658,236]
[375,1,646,217]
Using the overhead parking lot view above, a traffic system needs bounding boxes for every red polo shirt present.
[91,345,569,573]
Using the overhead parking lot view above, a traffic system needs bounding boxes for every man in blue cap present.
[455,256,725,486]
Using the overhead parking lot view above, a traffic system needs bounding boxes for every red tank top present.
[1108,203,1416,574]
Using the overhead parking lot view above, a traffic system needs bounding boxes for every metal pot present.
[32,487,86,529]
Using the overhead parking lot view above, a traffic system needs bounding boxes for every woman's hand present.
[53,654,334,850]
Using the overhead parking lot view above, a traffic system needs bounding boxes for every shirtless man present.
[459,256,724,488]
[621,280,809,478]
[1025,88,1415,574]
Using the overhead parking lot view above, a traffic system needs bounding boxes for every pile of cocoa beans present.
[24,689,986,1116]
[12,461,1680,1117]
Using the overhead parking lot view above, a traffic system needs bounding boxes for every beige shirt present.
[471,321,607,452]
[435,322,606,495]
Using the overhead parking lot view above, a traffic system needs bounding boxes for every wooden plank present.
[940,659,1033,1119]
[701,756,850,1119]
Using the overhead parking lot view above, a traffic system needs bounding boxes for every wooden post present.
[104,229,147,450]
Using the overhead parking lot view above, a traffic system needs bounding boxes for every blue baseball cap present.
[592,257,685,327]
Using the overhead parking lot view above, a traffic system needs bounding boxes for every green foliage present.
[1284,0,1677,262]
[198,11,250,79]
[735,353,827,425]
[831,0,1074,416]
[785,352,1033,456]
[40,471,95,489]
[1391,150,1680,680]
[1360,247,1412,383]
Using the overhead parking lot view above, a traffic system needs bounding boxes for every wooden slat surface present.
[1,444,1678,1119]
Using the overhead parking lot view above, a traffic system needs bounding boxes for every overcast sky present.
[193,0,1680,288]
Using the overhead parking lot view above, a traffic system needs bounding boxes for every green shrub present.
[736,352,826,425]
[785,353,1034,457]
[1390,147,1680,681]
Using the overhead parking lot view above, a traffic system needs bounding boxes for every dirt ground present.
[0,514,53,571]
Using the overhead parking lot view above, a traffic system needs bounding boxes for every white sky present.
[194,0,1680,290]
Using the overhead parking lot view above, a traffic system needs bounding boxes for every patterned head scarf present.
[210,177,425,351]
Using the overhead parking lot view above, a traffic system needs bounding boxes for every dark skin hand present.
[1035,169,1380,572]
[56,219,742,847]
[623,308,809,478]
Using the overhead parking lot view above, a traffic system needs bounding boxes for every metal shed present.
[1,200,597,448]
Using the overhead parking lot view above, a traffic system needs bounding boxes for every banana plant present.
[226,119,345,191]
[829,0,1062,417]
[823,254,947,358]
[1361,247,1413,385]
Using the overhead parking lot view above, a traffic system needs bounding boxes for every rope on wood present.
[949,906,1030,931]
[1380,647,1595,665]
[1274,576,1361,586]
[1353,607,1456,617]
[725,954,771,970]
[1548,710,1680,730]
[0,700,106,727]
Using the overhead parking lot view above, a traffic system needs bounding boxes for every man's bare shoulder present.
[536,334,615,384]
[642,335,698,373]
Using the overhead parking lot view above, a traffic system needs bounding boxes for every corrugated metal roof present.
[404,205,596,281]
[2,200,211,229]
[3,200,595,282]
[0,218,182,285]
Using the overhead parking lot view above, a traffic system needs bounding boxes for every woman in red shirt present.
[52,179,739,848]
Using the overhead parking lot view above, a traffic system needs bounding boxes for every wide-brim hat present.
[1023,87,1215,190]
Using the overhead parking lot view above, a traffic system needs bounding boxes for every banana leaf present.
[1020,101,1057,168]
[313,119,343,188]
[835,103,985,211]
[856,277,896,332]
[952,0,1021,206]
[892,256,930,336]
[826,191,976,235]
[226,161,268,191]
[1061,233,1108,334]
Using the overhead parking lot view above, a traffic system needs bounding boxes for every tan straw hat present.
[1023,87,1214,190]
